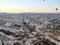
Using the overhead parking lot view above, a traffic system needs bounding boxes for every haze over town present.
[0,0,60,13]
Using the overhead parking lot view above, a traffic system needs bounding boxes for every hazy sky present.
[0,0,60,13]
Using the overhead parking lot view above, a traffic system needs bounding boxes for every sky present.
[0,0,60,13]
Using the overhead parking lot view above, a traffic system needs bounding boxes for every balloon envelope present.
[43,0,45,2]
[56,8,58,11]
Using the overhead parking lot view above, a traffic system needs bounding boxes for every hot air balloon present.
[56,8,58,11]
[43,0,45,2]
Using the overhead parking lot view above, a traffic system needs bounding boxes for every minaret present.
[22,15,24,24]
[21,15,24,28]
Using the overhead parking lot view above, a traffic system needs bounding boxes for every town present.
[0,13,60,45]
